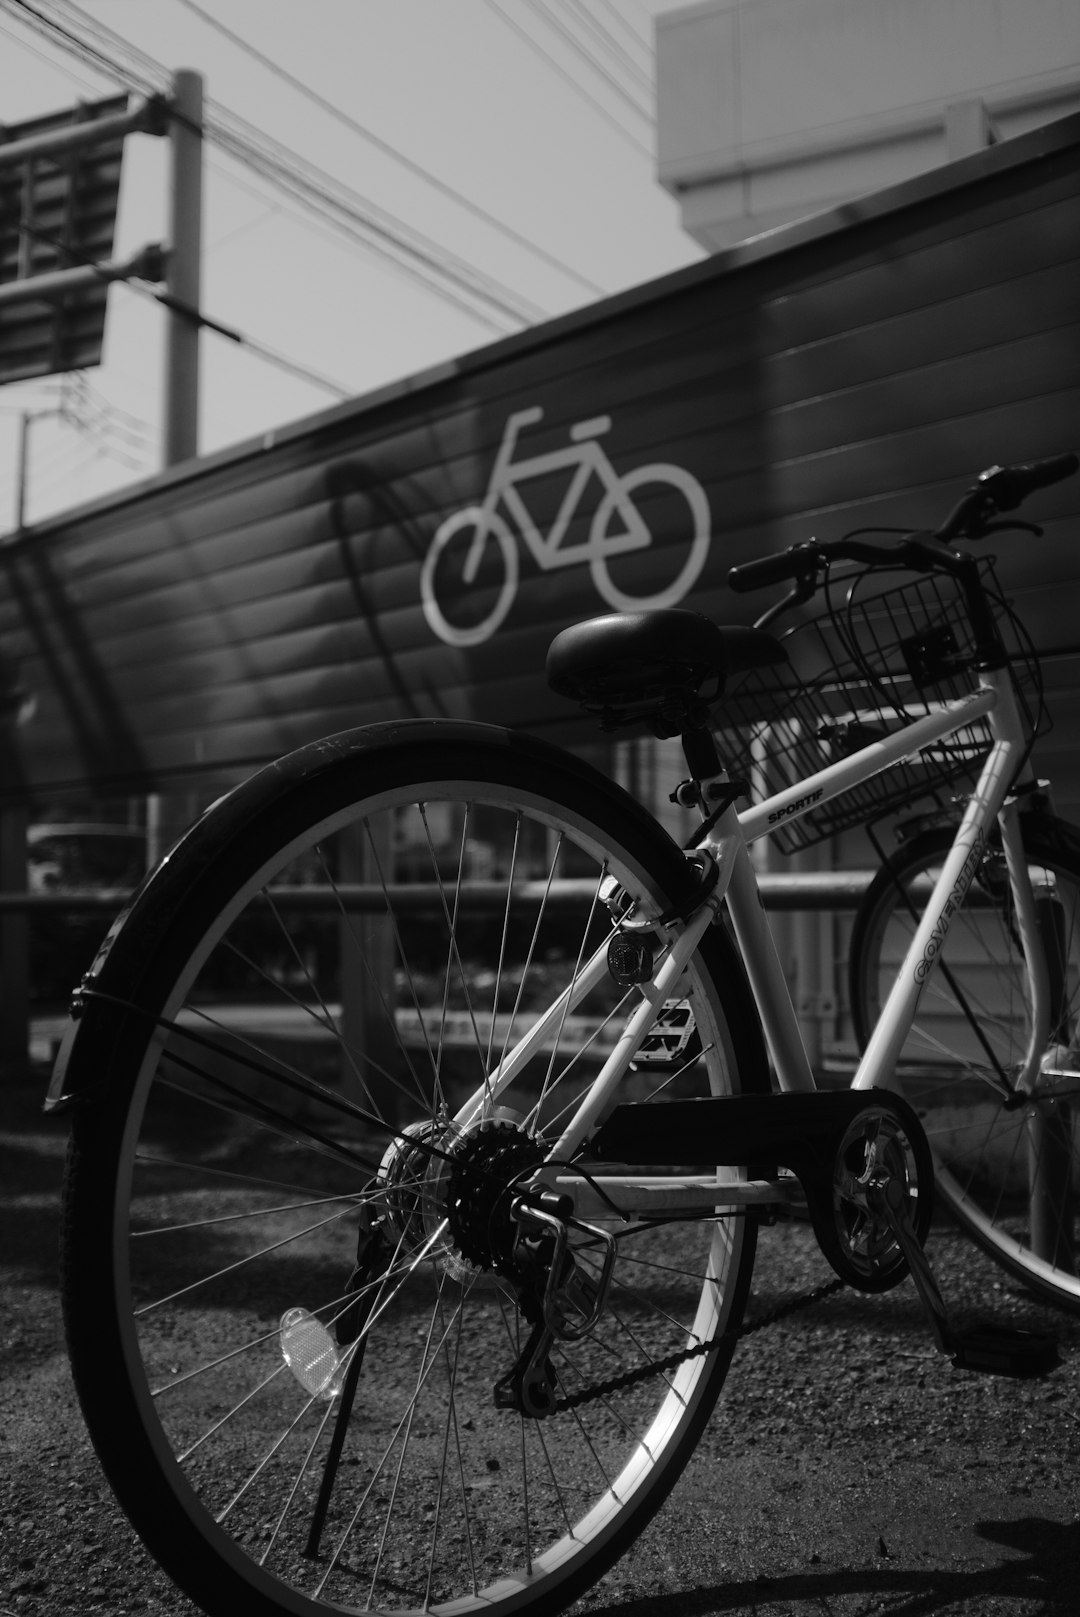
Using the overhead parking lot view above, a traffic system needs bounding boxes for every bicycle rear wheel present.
[850,817,1080,1312]
[58,720,768,1617]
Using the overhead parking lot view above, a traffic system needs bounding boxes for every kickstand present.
[305,1222,384,1558]
[305,1334,367,1559]
[867,1174,1060,1378]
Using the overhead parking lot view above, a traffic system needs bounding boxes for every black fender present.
[46,719,768,1110]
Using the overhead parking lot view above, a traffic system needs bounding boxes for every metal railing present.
[1,872,894,1071]
[0,870,881,915]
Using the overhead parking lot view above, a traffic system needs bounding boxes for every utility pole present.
[149,69,204,870]
[162,69,204,467]
[0,92,165,1073]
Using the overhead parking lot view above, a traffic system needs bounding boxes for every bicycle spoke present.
[132,1190,363,1237]
[855,829,1080,1306]
[63,740,763,1614]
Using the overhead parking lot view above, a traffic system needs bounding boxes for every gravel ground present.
[2,1063,1078,1617]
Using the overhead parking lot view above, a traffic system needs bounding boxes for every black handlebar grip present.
[727,542,818,593]
[982,452,1079,511]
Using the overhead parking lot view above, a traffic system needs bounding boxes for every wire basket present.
[714,559,1044,854]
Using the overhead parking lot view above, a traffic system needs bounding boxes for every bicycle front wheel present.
[59,720,768,1617]
[850,818,1080,1312]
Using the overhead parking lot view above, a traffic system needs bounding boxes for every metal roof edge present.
[9,106,1079,549]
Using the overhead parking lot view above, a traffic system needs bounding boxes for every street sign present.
[0,94,135,384]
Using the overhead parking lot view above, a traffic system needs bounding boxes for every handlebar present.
[727,452,1078,596]
[726,542,819,595]
[936,452,1079,539]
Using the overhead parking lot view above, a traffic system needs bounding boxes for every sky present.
[0,0,703,531]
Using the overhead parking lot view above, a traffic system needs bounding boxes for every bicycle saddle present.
[546,609,787,733]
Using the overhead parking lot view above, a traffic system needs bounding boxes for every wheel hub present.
[376,1119,449,1255]
[445,1119,546,1274]
[376,1114,545,1278]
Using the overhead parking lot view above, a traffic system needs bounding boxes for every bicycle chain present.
[554,1276,845,1413]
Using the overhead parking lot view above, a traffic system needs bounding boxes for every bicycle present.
[47,451,1078,1617]
[419,404,710,646]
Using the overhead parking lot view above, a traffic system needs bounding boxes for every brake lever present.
[972,519,1043,538]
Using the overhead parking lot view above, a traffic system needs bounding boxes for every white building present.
[656,0,1080,250]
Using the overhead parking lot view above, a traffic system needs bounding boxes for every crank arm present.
[866,1172,1059,1377]
[865,1172,951,1353]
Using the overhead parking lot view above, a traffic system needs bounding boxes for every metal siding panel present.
[3,114,1079,802]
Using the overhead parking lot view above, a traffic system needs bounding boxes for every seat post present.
[680,723,723,784]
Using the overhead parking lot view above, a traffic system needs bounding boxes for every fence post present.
[339,820,400,1127]
[0,806,29,1072]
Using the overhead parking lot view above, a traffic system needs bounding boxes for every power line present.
[134,282,356,401]
[0,9,99,86]
[2,0,548,330]
[0,0,158,92]
[200,108,546,328]
[2,0,526,336]
[66,372,155,437]
[62,374,156,453]
[522,0,653,121]
[592,0,652,54]
[18,218,356,400]
[483,0,652,156]
[205,195,282,255]
[172,0,605,300]
[557,0,654,96]
[67,0,540,328]
[195,137,489,321]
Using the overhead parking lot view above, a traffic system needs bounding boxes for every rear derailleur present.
[493,1190,617,1419]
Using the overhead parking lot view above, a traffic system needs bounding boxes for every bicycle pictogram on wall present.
[420,406,712,647]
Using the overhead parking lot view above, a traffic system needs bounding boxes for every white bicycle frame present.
[452,663,1048,1220]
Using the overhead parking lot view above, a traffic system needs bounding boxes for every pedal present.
[948,1325,1060,1378]
[868,1174,1061,1378]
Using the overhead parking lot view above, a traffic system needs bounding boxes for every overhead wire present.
[483,0,652,156]
[593,0,652,43]
[200,110,546,328]
[2,0,550,331]
[23,432,93,474]
[0,0,666,421]
[196,150,424,284]
[0,0,159,93]
[172,0,605,299]
[556,0,654,96]
[61,375,156,455]
[18,218,355,400]
[4,377,150,496]
[521,0,653,122]
[65,372,156,437]
[0,9,99,86]
[206,197,283,254]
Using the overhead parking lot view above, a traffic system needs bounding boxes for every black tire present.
[849,815,1080,1312]
[60,720,769,1617]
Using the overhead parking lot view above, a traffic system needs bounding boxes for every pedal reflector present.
[280,1307,344,1399]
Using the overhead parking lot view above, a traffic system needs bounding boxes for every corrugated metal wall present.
[1,111,1077,811]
